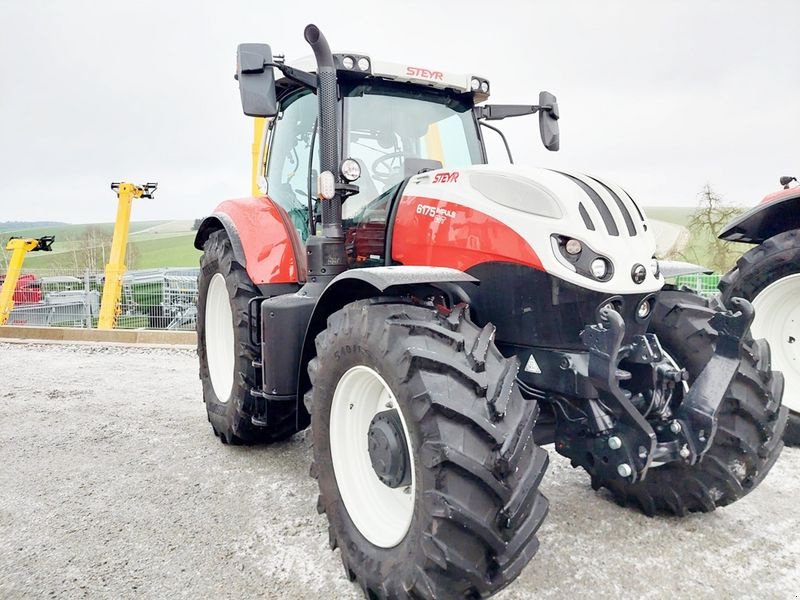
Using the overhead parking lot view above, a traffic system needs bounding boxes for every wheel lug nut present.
[669,420,682,434]
[617,463,632,477]
[608,436,622,450]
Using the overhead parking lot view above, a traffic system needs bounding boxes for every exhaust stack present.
[304,24,342,240]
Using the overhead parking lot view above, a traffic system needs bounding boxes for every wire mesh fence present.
[670,272,722,297]
[0,267,199,330]
[0,266,722,331]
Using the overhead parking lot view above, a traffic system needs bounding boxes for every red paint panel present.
[761,187,800,205]
[213,196,305,284]
[391,195,543,271]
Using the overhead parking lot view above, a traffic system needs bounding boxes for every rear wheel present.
[197,229,298,444]
[307,301,549,599]
[719,229,800,445]
[587,289,786,516]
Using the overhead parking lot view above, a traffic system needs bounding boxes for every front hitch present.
[672,297,754,463]
[578,306,657,483]
[557,297,754,483]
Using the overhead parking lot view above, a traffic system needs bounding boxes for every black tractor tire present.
[719,229,800,445]
[587,289,787,516]
[197,229,298,445]
[307,301,549,599]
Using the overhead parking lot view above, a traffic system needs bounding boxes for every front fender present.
[294,266,479,424]
[194,196,306,284]
[719,188,800,244]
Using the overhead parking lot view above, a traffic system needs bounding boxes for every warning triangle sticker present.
[524,354,542,374]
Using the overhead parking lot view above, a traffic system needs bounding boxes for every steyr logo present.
[406,66,444,81]
[433,171,459,184]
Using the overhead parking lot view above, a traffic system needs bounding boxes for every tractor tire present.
[587,289,787,516]
[306,301,549,599]
[197,229,298,445]
[719,229,800,445]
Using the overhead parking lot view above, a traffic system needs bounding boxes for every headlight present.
[631,264,647,284]
[357,57,370,71]
[591,258,610,279]
[637,298,652,319]
[650,258,660,278]
[565,239,582,255]
[342,56,355,70]
[470,78,480,91]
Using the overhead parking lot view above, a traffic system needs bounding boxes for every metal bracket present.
[674,298,754,462]
[579,306,657,483]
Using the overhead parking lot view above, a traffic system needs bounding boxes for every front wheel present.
[587,290,786,516]
[307,301,549,599]
[197,229,298,444]
[719,229,800,445]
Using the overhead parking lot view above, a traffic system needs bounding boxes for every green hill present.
[0,221,200,272]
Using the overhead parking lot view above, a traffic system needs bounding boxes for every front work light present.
[341,158,361,182]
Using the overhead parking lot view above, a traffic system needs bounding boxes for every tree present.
[678,184,745,272]
[69,227,112,271]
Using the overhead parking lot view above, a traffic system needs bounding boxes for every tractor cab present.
[249,51,558,266]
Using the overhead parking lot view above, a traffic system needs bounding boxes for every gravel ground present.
[1,341,798,599]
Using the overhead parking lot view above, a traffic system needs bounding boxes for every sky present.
[1,0,798,223]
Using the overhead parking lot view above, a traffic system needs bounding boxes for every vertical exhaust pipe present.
[304,24,342,240]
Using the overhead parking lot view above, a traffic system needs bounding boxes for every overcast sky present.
[1,0,798,223]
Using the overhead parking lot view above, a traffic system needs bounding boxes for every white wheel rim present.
[330,365,416,548]
[205,272,235,402]
[751,274,800,413]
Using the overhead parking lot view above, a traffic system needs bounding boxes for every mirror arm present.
[479,121,514,164]
[474,104,542,121]
[270,63,317,90]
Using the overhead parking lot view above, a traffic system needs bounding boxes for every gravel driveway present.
[1,341,798,599]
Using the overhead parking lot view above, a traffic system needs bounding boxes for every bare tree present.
[70,227,112,271]
[678,184,745,272]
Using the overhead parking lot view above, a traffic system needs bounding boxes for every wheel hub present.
[368,410,411,488]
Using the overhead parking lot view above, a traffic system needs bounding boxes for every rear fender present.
[294,266,478,425]
[194,196,306,285]
[719,188,800,244]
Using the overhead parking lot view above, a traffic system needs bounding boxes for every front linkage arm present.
[672,297,754,463]
[579,307,658,483]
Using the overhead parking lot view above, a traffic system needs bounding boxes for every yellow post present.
[0,237,53,326]
[424,122,445,165]
[97,182,156,329]
[251,117,267,196]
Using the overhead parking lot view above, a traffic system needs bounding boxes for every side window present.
[266,92,319,241]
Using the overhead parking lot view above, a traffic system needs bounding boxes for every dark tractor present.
[718,174,800,444]
[193,25,786,599]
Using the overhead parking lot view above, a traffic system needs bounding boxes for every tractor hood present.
[398,165,661,295]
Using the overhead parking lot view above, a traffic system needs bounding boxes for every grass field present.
[0,220,201,271]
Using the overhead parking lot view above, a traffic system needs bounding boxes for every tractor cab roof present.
[276,53,490,105]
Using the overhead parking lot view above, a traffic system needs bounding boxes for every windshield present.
[342,90,484,217]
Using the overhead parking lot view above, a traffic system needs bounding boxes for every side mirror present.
[538,91,560,151]
[236,43,278,118]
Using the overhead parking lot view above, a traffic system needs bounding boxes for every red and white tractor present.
[718,175,800,445]
[194,25,786,599]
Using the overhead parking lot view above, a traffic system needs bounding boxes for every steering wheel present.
[371,152,407,183]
